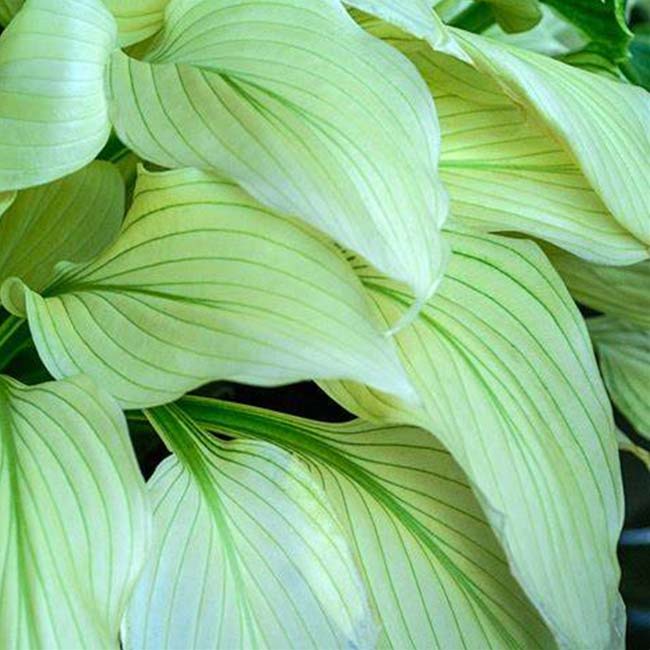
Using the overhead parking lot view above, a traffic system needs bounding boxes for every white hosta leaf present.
[123,403,375,650]
[0,161,124,291]
[323,230,624,649]
[181,397,555,649]
[548,251,650,328]
[0,0,117,191]
[3,167,413,409]
[104,0,168,45]
[108,0,449,308]
[344,0,468,59]
[590,316,650,440]
[0,374,150,648]
[449,29,650,247]
[359,19,648,265]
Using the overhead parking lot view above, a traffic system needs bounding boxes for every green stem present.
[0,313,31,372]
[448,2,496,33]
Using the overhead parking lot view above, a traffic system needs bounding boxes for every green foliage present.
[0,1,648,649]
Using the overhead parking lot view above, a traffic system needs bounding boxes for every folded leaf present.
[485,0,542,33]
[449,29,650,248]
[322,230,624,649]
[590,316,650,440]
[108,0,450,308]
[123,403,375,649]
[356,19,647,265]
[0,374,151,648]
[0,161,124,292]
[180,396,555,649]
[104,0,168,46]
[548,251,650,328]
[3,167,413,408]
[0,0,117,191]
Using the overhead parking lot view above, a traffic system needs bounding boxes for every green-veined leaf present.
[123,403,375,649]
[0,0,117,191]
[2,167,413,409]
[448,29,650,248]
[359,18,647,265]
[322,230,624,649]
[0,374,151,648]
[107,0,450,309]
[180,396,555,649]
[548,251,650,328]
[0,161,124,292]
[590,316,650,440]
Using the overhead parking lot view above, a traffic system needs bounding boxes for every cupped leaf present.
[590,316,650,440]
[180,397,555,649]
[123,403,375,650]
[0,0,117,191]
[449,29,650,248]
[104,0,168,46]
[354,18,647,265]
[0,374,151,648]
[0,161,124,292]
[107,0,450,308]
[322,230,624,649]
[3,167,413,409]
[484,0,542,33]
[548,251,650,328]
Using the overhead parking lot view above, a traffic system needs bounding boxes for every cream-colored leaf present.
[0,0,117,190]
[2,167,413,409]
[0,374,151,648]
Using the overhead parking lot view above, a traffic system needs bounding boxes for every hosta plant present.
[0,0,649,648]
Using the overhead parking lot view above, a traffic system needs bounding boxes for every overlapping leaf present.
[0,0,117,190]
[485,0,542,33]
[353,18,647,266]
[2,167,413,409]
[123,403,375,650]
[548,252,650,328]
[590,317,650,441]
[0,161,124,291]
[322,230,624,649]
[181,396,555,649]
[0,374,150,648]
[107,0,450,307]
[449,29,650,248]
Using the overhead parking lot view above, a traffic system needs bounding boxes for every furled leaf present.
[2,167,413,409]
[0,161,124,291]
[123,403,375,650]
[448,29,650,249]
[0,374,151,648]
[590,316,650,440]
[484,0,542,33]
[322,230,625,649]
[540,0,631,63]
[107,0,450,308]
[0,0,117,191]
[360,19,648,265]
[180,396,555,649]
[548,251,650,328]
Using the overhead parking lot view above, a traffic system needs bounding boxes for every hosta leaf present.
[0,0,20,24]
[590,316,650,440]
[2,167,413,409]
[103,0,168,46]
[322,230,624,649]
[180,397,555,649]
[355,18,647,265]
[0,161,124,292]
[540,0,631,63]
[0,192,15,217]
[449,29,650,248]
[0,0,117,191]
[0,374,150,648]
[123,403,375,650]
[108,0,450,308]
[548,251,650,328]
